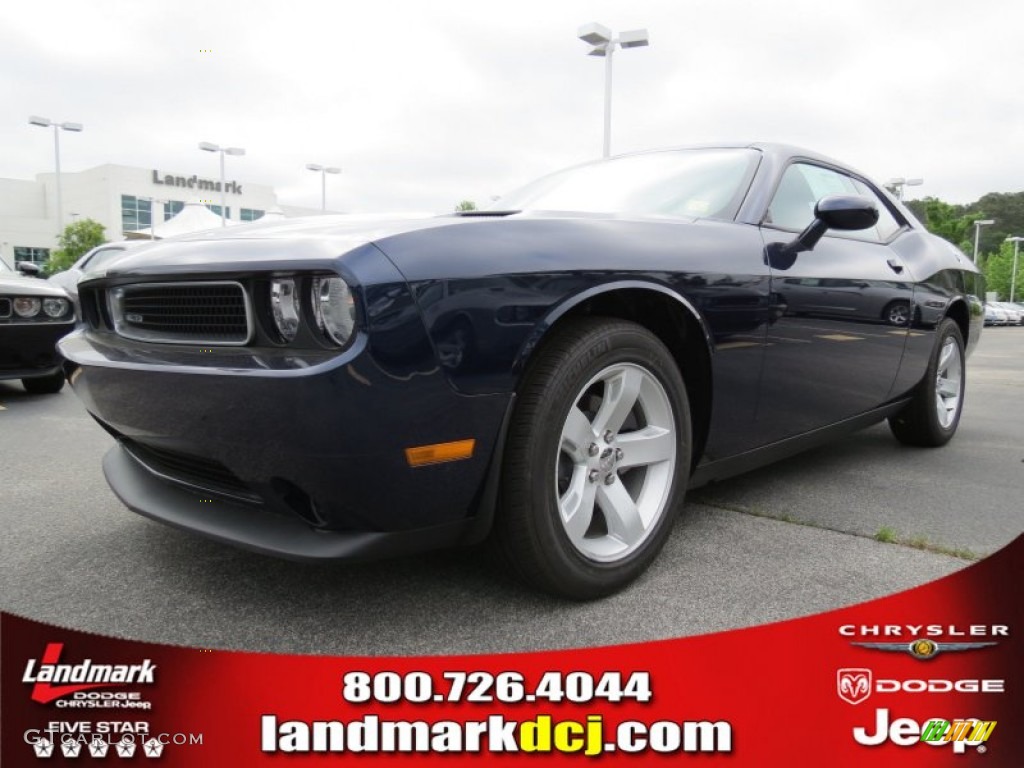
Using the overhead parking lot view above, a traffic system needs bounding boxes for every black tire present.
[495,317,691,599]
[888,318,964,447]
[22,371,65,395]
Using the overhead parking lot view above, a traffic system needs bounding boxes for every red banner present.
[4,535,1021,765]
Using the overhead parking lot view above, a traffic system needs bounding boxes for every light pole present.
[198,142,245,226]
[886,176,923,202]
[305,164,341,211]
[972,219,994,263]
[577,23,649,158]
[29,116,83,237]
[1007,237,1023,303]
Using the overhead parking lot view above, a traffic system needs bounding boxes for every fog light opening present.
[270,478,326,527]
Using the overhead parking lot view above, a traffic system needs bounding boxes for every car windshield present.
[494,148,760,221]
[85,247,127,271]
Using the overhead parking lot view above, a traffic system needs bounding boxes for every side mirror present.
[816,195,880,232]
[768,195,879,269]
[16,261,42,277]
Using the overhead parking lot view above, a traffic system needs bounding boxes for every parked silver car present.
[984,303,1009,326]
[48,241,139,308]
[0,261,74,393]
[994,302,1023,325]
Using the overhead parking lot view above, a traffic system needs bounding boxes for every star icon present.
[61,739,83,757]
[143,738,165,758]
[116,738,137,758]
[33,737,54,758]
[89,737,110,757]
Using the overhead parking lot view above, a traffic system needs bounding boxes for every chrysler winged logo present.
[837,668,872,705]
[850,638,997,660]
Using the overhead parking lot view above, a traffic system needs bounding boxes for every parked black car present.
[1,261,74,393]
[61,143,983,598]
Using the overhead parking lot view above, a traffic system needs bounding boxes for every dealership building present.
[0,164,321,269]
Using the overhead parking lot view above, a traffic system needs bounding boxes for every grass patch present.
[696,498,979,561]
[875,527,977,560]
[875,526,898,543]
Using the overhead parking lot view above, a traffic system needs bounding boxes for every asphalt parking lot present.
[1,329,1020,655]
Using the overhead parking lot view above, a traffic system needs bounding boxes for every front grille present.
[110,281,251,345]
[0,298,10,318]
[123,439,261,504]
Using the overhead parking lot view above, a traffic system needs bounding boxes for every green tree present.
[47,219,106,275]
[966,192,1024,255]
[910,197,981,253]
[454,200,477,212]
[982,239,1023,301]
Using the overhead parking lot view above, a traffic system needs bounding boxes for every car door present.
[756,162,912,440]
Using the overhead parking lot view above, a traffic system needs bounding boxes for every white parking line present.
[815,333,864,342]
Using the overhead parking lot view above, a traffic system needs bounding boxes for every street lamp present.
[577,22,649,158]
[198,142,245,226]
[886,176,923,202]
[972,219,995,263]
[305,164,341,211]
[29,116,83,237]
[1007,236,1023,304]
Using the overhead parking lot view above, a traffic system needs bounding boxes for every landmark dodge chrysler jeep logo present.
[22,643,156,704]
[850,639,997,660]
[840,624,1006,659]
[837,668,1004,704]
[837,669,872,705]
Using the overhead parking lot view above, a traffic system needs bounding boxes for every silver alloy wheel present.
[888,303,910,326]
[935,337,962,429]
[554,363,676,562]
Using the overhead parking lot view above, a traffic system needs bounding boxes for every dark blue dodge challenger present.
[62,144,983,598]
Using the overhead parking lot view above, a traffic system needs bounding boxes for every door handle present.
[887,258,904,274]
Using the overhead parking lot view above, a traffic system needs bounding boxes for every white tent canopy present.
[138,200,243,239]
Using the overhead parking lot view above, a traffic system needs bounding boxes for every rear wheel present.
[889,318,964,446]
[22,371,65,395]
[496,318,691,599]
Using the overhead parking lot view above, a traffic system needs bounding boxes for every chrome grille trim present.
[108,280,253,346]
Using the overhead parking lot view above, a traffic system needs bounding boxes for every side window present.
[765,164,820,231]
[767,163,902,243]
[851,178,903,241]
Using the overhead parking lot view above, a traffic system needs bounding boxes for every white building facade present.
[0,164,319,268]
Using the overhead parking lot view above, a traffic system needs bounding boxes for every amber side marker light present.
[405,439,476,467]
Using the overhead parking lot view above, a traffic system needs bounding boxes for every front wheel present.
[495,318,691,599]
[889,318,965,447]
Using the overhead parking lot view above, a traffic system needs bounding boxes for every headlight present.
[43,297,69,318]
[269,279,300,342]
[13,297,41,318]
[311,277,355,346]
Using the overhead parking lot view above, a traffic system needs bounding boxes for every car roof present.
[616,142,857,173]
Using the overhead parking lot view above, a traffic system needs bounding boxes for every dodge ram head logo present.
[838,668,873,705]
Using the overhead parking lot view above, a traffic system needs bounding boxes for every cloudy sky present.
[1,0,1020,213]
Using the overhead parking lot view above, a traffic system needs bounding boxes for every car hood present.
[0,273,70,298]
[87,213,483,279]
[87,210,716,283]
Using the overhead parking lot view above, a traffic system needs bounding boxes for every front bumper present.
[62,328,510,558]
[104,443,476,560]
[0,322,73,380]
